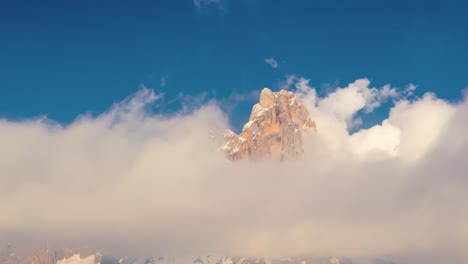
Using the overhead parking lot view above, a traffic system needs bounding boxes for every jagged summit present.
[223,88,316,161]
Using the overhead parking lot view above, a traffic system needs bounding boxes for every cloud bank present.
[1,79,468,263]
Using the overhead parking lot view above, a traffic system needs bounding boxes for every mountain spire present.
[222,88,316,161]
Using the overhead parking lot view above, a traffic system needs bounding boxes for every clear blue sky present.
[1,0,467,131]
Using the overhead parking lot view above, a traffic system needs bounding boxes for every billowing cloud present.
[0,80,468,263]
[264,58,279,68]
[285,75,402,130]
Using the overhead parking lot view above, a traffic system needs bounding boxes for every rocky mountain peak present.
[223,88,316,161]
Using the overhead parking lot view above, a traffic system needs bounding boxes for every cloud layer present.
[1,80,468,263]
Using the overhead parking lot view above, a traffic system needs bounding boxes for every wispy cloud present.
[194,0,226,13]
[264,58,279,68]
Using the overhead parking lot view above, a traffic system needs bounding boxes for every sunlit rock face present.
[223,88,316,161]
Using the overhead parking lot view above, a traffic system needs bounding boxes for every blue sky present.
[1,0,467,131]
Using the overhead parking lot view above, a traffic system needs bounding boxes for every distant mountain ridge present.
[1,245,397,264]
[0,245,366,264]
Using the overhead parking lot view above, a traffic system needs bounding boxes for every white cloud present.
[286,76,401,130]
[318,78,399,116]
[194,0,221,8]
[0,81,468,263]
[279,74,299,90]
[405,83,417,96]
[264,58,279,68]
[285,75,422,132]
[380,84,399,98]
[194,0,226,13]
